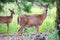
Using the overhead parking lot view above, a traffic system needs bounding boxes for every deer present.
[0,9,15,33]
[17,3,49,35]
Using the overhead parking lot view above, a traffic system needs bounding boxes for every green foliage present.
[0,0,15,3]
[0,4,4,12]
[56,0,60,5]
[47,29,59,40]
[22,2,32,13]
[27,0,34,2]
[8,0,15,2]
[27,0,35,3]
[0,0,15,12]
[16,0,33,13]
[0,0,7,3]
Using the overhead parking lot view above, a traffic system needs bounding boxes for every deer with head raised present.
[0,9,15,33]
[17,3,49,35]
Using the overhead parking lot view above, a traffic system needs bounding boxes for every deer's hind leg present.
[18,25,24,35]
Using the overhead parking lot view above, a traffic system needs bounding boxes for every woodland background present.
[0,0,60,40]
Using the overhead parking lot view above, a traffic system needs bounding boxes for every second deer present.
[17,3,49,35]
[0,9,15,33]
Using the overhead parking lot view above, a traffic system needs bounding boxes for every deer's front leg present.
[7,23,9,33]
[35,25,39,34]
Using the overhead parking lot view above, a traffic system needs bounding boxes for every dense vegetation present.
[0,0,59,40]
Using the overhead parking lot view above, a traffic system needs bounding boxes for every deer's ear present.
[46,3,49,8]
[12,8,14,10]
[40,2,45,7]
[9,9,11,11]
[40,3,44,6]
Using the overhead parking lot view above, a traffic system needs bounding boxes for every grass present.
[0,2,59,40]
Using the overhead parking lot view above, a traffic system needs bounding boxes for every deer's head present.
[40,3,49,12]
[9,9,15,14]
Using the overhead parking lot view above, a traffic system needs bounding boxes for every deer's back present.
[0,16,12,23]
[18,14,43,27]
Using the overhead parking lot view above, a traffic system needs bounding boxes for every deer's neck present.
[42,8,48,20]
[10,12,13,18]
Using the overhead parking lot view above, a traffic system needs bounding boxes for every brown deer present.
[0,9,15,33]
[17,3,49,35]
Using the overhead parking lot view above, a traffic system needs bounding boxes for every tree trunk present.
[16,0,22,11]
[56,0,60,39]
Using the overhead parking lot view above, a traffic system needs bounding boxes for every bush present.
[0,3,4,12]
[0,0,15,3]
[22,2,33,13]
